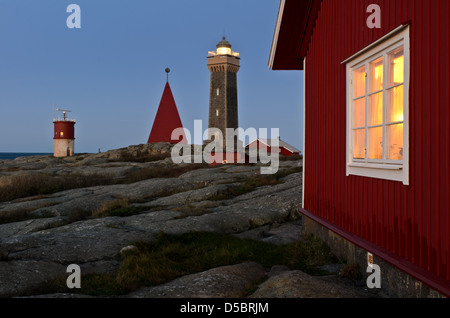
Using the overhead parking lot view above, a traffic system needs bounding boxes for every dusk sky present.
[0,0,303,153]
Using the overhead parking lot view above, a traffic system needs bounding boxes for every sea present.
[0,153,52,160]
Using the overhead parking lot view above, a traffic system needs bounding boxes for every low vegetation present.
[113,151,172,163]
[123,163,208,184]
[208,165,303,201]
[0,201,59,225]
[0,208,33,225]
[279,154,303,161]
[339,263,362,281]
[42,232,337,296]
[0,173,115,203]
[0,164,208,204]
[92,199,149,218]
[172,203,220,218]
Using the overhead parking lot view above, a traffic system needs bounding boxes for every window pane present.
[389,47,404,86]
[353,129,366,159]
[352,98,365,128]
[387,85,404,123]
[353,66,366,98]
[368,92,383,126]
[369,57,383,93]
[387,124,403,160]
[368,127,383,159]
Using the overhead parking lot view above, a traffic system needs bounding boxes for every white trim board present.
[268,0,286,70]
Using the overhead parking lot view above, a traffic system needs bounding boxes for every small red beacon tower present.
[53,109,76,157]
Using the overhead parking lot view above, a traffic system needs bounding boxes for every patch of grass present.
[0,202,58,225]
[279,155,303,161]
[208,166,303,201]
[339,263,362,281]
[171,204,218,218]
[123,163,209,184]
[44,232,337,296]
[208,177,279,201]
[0,208,31,225]
[0,164,209,203]
[274,165,303,179]
[0,166,23,172]
[0,173,116,203]
[93,199,149,218]
[114,152,172,163]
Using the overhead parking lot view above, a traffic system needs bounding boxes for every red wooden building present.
[246,138,301,157]
[270,0,450,297]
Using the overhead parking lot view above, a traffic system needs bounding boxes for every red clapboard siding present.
[303,0,450,292]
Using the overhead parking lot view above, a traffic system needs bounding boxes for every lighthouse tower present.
[53,109,75,157]
[207,37,240,149]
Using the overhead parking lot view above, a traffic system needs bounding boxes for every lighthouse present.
[207,37,240,149]
[53,109,75,157]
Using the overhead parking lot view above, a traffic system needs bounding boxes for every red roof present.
[247,138,301,154]
[148,82,187,144]
[268,0,322,70]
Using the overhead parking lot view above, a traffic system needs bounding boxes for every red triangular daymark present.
[148,82,187,144]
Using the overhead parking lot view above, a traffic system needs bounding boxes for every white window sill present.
[347,162,403,170]
[347,163,408,185]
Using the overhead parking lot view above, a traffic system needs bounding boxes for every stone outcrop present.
[128,262,267,298]
[0,144,379,298]
[250,269,377,298]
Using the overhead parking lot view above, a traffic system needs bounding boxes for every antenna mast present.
[165,68,171,82]
[55,108,72,121]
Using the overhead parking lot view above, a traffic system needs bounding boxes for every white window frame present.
[344,26,410,185]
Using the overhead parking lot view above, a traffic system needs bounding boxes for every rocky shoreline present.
[0,143,382,298]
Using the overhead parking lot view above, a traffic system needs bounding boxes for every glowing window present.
[60,132,64,137]
[345,26,409,184]
[217,47,231,55]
